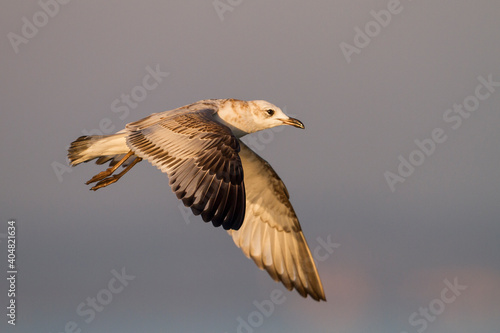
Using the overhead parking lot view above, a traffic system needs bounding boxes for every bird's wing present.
[228,141,325,301]
[126,106,245,230]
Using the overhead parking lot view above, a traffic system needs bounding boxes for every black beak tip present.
[283,117,305,129]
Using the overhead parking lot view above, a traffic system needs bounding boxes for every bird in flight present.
[68,99,325,301]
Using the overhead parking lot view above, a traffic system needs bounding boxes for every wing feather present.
[126,105,245,230]
[228,141,326,301]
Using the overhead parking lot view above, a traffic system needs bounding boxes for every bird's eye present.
[265,109,275,116]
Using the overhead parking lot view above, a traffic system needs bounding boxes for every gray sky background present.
[1,1,499,332]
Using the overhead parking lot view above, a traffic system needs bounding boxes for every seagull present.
[68,99,326,301]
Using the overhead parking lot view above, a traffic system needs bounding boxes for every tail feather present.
[68,133,129,166]
[68,135,103,165]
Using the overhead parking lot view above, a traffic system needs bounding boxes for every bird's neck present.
[214,100,258,137]
[213,112,249,138]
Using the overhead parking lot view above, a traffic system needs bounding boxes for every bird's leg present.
[86,151,134,185]
[90,156,142,191]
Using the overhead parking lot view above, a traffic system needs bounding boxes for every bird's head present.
[216,99,304,136]
[249,100,305,131]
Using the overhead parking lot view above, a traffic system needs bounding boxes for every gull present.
[68,99,326,301]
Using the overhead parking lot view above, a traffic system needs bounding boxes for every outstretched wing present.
[228,141,326,301]
[126,106,245,230]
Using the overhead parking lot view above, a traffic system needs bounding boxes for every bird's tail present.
[67,132,129,166]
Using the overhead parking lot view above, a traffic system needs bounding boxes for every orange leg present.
[90,155,142,191]
[86,151,134,185]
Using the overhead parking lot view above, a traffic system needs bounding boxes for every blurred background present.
[1,1,499,332]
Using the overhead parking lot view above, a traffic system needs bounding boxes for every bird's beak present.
[280,117,305,129]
